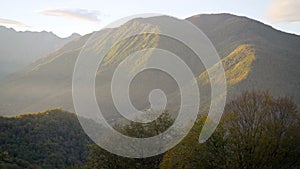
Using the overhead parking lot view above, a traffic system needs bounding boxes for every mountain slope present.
[0,13,299,117]
[0,26,80,79]
[189,14,300,108]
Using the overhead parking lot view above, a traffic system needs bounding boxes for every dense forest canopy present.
[0,109,92,169]
[0,91,299,169]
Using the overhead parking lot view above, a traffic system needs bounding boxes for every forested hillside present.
[1,91,299,169]
[0,109,92,169]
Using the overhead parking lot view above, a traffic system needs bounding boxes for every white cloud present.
[266,0,300,23]
[0,18,31,29]
[37,8,104,22]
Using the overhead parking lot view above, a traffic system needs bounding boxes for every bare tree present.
[223,91,299,169]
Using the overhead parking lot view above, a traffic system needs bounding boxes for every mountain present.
[0,26,80,79]
[0,13,299,117]
[188,13,300,110]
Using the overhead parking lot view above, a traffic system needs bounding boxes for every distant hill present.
[0,109,92,169]
[0,26,80,79]
[0,13,299,117]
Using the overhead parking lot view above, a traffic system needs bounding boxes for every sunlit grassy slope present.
[198,44,256,86]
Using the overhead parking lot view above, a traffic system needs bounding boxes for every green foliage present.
[161,91,300,169]
[0,109,92,169]
[1,91,299,169]
[85,144,164,169]
[85,111,174,169]
[160,115,229,169]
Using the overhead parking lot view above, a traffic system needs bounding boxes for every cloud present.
[266,0,300,23]
[0,18,31,29]
[37,8,103,22]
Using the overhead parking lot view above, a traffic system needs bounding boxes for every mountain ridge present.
[0,26,81,79]
[0,13,299,116]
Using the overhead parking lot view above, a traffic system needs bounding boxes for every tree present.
[85,110,174,169]
[0,109,93,169]
[160,115,229,169]
[223,91,299,169]
[161,91,300,169]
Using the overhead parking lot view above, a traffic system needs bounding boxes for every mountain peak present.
[67,33,81,39]
[188,13,239,19]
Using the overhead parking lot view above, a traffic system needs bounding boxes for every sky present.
[1,0,300,37]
